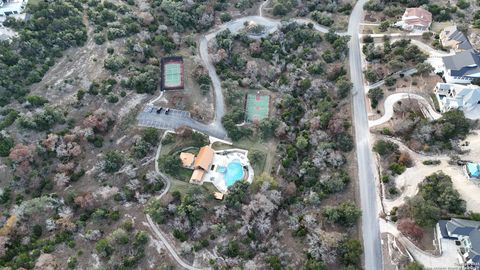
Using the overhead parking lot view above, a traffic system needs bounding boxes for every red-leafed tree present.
[397,218,424,240]
[8,144,35,178]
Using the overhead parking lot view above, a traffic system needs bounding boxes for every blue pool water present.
[224,159,244,187]
[216,166,227,173]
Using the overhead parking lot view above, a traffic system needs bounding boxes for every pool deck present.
[202,149,254,193]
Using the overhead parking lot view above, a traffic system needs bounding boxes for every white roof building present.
[434,83,480,119]
[0,0,27,17]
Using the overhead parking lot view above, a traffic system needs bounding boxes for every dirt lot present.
[379,132,480,214]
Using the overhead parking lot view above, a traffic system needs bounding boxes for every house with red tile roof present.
[395,7,432,32]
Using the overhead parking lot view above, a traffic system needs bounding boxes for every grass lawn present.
[362,25,404,35]
[160,135,200,157]
[170,179,190,194]
[170,179,218,197]
[176,167,194,182]
[431,22,453,33]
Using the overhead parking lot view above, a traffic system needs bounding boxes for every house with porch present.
[442,49,480,84]
[434,83,480,115]
[395,7,432,32]
[440,25,473,52]
[438,218,480,269]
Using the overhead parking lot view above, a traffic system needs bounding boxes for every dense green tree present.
[0,0,86,105]
[158,155,182,176]
[142,128,159,145]
[0,133,14,157]
[225,181,250,209]
[104,151,124,173]
[338,239,363,266]
[322,201,361,227]
[367,87,384,108]
[336,77,353,98]
[96,239,114,257]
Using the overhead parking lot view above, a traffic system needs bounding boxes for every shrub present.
[173,229,188,242]
[322,201,361,227]
[367,87,384,108]
[104,55,128,72]
[273,4,288,16]
[158,155,182,176]
[26,95,49,107]
[388,162,406,175]
[95,239,113,257]
[373,140,398,156]
[422,160,441,165]
[338,239,363,267]
[0,134,14,157]
[104,151,124,173]
[220,13,232,22]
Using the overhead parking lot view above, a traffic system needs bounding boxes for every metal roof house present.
[438,218,480,268]
[442,49,480,84]
[440,25,473,52]
[434,83,480,117]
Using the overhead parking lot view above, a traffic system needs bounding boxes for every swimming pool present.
[224,159,244,187]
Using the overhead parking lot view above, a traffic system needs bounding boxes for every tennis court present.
[164,63,182,88]
[246,94,269,122]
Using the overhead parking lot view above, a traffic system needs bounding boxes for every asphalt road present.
[347,0,384,269]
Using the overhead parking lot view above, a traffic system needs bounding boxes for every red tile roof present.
[403,8,432,27]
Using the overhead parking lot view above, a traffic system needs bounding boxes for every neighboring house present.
[442,49,480,84]
[438,218,480,269]
[0,0,26,16]
[440,25,473,52]
[434,83,480,113]
[395,7,432,32]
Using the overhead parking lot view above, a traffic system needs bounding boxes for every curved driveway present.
[145,132,205,270]
[369,93,442,127]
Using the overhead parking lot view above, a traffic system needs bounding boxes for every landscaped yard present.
[212,138,277,175]
[159,132,209,182]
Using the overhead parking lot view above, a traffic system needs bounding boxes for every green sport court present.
[164,63,183,88]
[246,94,270,122]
